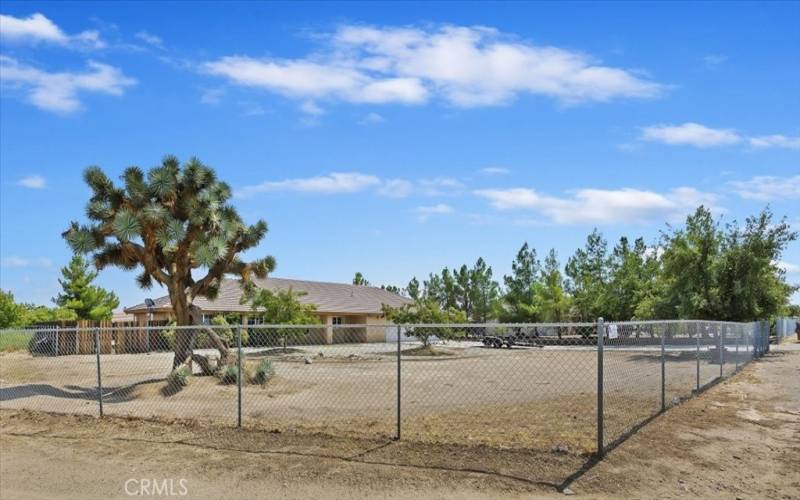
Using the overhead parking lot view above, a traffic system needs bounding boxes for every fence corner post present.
[596,317,605,458]
[94,327,103,417]
[236,326,243,428]
[396,324,402,441]
[660,326,666,412]
[719,326,724,378]
[695,331,700,392]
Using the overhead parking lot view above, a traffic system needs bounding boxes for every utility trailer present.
[482,327,544,349]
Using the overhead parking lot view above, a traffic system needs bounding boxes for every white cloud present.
[0,12,105,49]
[703,54,728,68]
[235,172,469,199]
[0,56,136,113]
[775,260,800,274]
[748,134,800,150]
[236,172,381,198]
[200,88,224,105]
[728,175,800,202]
[480,167,510,175]
[474,186,720,225]
[135,30,163,48]
[1,256,53,268]
[641,123,742,148]
[360,112,385,124]
[299,100,324,116]
[639,123,800,150]
[419,177,465,196]
[16,175,46,189]
[416,203,454,221]
[378,178,414,198]
[203,24,662,111]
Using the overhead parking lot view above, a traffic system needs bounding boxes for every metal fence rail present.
[0,319,769,456]
[775,317,799,344]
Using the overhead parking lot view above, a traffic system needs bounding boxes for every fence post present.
[54,325,60,356]
[236,326,243,428]
[764,320,770,354]
[719,326,725,378]
[596,317,605,458]
[94,327,103,417]
[735,328,740,371]
[695,332,700,392]
[753,323,758,358]
[660,326,666,411]
[396,324,402,440]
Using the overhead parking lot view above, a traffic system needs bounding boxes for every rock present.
[304,357,313,364]
[562,487,575,496]
[317,352,324,357]
[733,455,741,460]
[551,445,570,454]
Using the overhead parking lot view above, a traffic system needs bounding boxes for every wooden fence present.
[31,320,166,355]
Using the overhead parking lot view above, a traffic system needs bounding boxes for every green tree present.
[406,277,421,300]
[63,156,275,369]
[470,257,500,322]
[382,299,467,347]
[19,304,77,325]
[381,284,402,294]
[441,268,458,309]
[714,208,797,321]
[454,265,472,316]
[565,229,611,320]
[656,206,722,319]
[352,272,370,286]
[605,237,658,320]
[502,242,541,322]
[247,288,320,325]
[0,290,23,328]
[53,255,119,321]
[536,249,571,322]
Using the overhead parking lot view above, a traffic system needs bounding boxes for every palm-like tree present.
[64,155,275,369]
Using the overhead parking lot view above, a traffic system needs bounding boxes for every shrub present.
[197,315,247,348]
[167,365,191,387]
[218,365,239,385]
[162,365,192,395]
[150,321,176,351]
[249,359,275,385]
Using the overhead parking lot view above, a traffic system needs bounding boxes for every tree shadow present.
[0,379,166,404]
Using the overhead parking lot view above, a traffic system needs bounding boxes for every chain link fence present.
[775,317,799,344]
[0,320,769,456]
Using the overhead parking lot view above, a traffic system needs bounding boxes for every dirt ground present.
[1,344,796,499]
[0,342,747,453]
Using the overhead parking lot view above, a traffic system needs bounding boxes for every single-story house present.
[124,277,413,344]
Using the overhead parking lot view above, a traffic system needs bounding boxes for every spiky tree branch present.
[64,155,275,369]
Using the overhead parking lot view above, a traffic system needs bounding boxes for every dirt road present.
[1,345,797,499]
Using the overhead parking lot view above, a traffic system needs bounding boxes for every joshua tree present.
[63,156,275,370]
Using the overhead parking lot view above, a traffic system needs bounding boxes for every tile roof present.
[124,277,412,315]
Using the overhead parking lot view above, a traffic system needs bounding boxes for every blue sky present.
[1,1,798,308]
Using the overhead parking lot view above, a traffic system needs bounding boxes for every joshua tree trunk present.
[170,285,230,371]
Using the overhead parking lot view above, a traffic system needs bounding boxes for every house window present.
[248,316,265,326]
[331,317,343,325]
[200,314,211,325]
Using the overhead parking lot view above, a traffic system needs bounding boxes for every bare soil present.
[1,343,731,452]
[1,345,797,499]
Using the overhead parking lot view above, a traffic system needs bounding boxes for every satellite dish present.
[144,298,156,309]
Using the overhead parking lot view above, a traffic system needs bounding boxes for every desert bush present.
[162,365,192,395]
[249,358,275,385]
[167,365,191,387]
[196,315,247,348]
[218,365,239,385]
